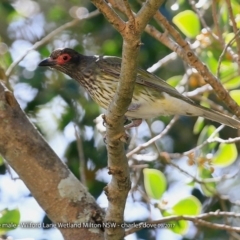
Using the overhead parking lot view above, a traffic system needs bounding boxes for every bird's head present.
[38,48,81,76]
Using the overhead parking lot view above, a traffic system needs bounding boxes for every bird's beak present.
[38,57,57,67]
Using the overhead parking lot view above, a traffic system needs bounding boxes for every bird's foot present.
[124,118,142,129]
[104,132,130,144]
[119,132,130,143]
[101,114,108,127]
[100,115,141,143]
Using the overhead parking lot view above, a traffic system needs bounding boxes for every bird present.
[38,48,240,129]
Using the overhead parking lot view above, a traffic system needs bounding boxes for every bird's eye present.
[57,54,71,64]
[63,55,68,61]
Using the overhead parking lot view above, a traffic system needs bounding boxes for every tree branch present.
[153,12,240,118]
[126,116,178,159]
[0,82,104,240]
[125,211,240,236]
[136,0,164,32]
[91,0,126,33]
[226,0,240,70]
[91,1,163,239]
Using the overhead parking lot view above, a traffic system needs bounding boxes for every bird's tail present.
[193,104,240,129]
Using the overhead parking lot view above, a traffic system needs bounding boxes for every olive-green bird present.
[39,48,240,129]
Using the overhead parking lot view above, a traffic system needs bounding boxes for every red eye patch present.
[57,54,71,64]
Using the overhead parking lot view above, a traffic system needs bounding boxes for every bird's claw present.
[101,114,107,127]
[103,132,130,144]
[119,132,130,143]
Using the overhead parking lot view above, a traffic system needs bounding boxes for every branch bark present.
[0,82,104,240]
[91,1,164,239]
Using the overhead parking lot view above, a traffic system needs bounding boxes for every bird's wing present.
[94,56,121,80]
[136,68,195,104]
[96,56,195,105]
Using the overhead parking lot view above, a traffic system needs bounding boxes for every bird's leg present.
[124,118,142,129]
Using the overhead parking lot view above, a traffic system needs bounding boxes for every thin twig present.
[226,0,240,71]
[91,0,125,33]
[169,125,224,158]
[147,52,178,73]
[190,0,236,64]
[169,160,238,184]
[5,9,100,79]
[212,0,224,46]
[125,211,240,236]
[185,84,213,97]
[123,0,135,22]
[136,0,165,33]
[126,116,179,159]
[217,29,240,79]
[218,197,240,240]
[189,0,211,35]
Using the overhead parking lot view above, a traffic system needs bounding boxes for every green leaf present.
[197,125,218,154]
[205,51,218,74]
[172,196,201,216]
[199,167,216,196]
[143,168,166,200]
[173,10,200,38]
[163,196,201,235]
[0,209,20,234]
[212,143,237,167]
[166,75,182,87]
[193,117,204,134]
[223,76,240,90]
[162,210,188,234]
[170,219,188,235]
[230,90,240,105]
[225,33,237,46]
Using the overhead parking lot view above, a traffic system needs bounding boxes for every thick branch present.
[91,1,164,240]
[0,82,104,240]
[102,37,140,240]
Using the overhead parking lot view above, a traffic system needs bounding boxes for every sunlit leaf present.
[173,10,200,38]
[170,219,188,235]
[205,51,218,74]
[143,168,166,200]
[166,75,182,87]
[212,143,237,167]
[224,33,237,46]
[163,196,201,234]
[193,117,204,134]
[236,14,240,28]
[0,209,20,234]
[223,76,240,90]
[172,196,201,216]
[230,90,240,105]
